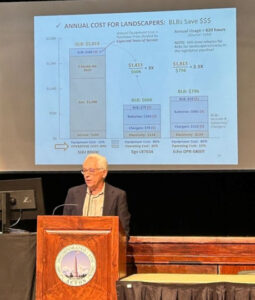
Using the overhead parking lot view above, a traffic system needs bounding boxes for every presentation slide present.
[34,8,237,166]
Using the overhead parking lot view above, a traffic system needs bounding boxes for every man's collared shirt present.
[82,184,105,216]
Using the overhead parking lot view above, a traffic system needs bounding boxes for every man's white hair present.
[84,153,108,170]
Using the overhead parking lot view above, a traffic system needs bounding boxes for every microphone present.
[52,203,78,215]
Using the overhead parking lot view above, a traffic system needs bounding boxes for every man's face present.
[82,158,107,193]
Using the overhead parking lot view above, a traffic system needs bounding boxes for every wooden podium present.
[36,216,127,300]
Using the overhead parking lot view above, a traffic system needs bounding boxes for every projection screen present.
[0,0,254,171]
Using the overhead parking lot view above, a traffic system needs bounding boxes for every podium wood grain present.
[36,216,126,300]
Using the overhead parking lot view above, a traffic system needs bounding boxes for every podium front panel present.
[36,216,126,300]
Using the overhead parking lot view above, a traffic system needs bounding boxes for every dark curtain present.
[0,233,36,300]
[117,281,255,300]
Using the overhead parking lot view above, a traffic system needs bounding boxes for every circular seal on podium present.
[55,244,96,286]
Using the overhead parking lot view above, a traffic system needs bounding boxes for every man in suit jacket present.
[63,153,130,236]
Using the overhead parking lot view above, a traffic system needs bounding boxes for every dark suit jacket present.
[63,182,130,236]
